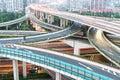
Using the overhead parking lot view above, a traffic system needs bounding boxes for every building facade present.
[68,0,115,12]
[3,0,23,12]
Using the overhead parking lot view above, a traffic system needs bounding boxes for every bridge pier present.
[74,47,80,55]
[49,15,54,24]
[47,14,54,24]
[36,11,40,19]
[73,41,80,55]
[60,18,66,28]
[13,60,19,80]
[6,26,8,30]
[44,13,48,22]
[65,19,68,26]
[22,62,27,78]
[39,12,44,21]
[17,23,21,30]
[56,72,61,80]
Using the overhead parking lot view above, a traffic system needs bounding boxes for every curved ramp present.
[0,30,46,35]
[28,5,120,35]
[0,22,81,44]
[87,28,120,67]
[29,14,62,31]
[0,16,27,27]
[0,47,113,80]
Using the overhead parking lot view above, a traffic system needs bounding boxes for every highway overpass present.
[0,4,120,80]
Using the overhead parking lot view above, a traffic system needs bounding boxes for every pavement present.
[88,28,120,67]
[12,45,120,80]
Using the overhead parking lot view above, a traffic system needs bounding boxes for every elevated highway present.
[28,4,120,35]
[87,28,120,67]
[27,4,120,67]
[0,16,27,27]
[0,22,81,44]
[0,44,119,80]
[29,13,62,31]
[0,4,120,80]
[0,30,46,35]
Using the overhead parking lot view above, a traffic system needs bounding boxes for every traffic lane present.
[30,18,56,31]
[16,47,119,80]
[0,30,46,35]
[25,22,81,42]
[89,28,120,64]
[30,5,120,34]
[0,16,26,27]
[30,14,61,30]
[0,22,81,44]
[0,38,23,44]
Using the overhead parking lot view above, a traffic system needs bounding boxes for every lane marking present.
[24,49,32,53]
[102,68,120,77]
[78,62,93,71]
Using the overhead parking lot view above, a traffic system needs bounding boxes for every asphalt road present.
[0,16,26,27]
[0,30,46,35]
[28,4,120,35]
[29,14,62,31]
[13,45,120,80]
[88,28,120,67]
[0,22,81,44]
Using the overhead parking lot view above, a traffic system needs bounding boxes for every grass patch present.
[0,73,51,80]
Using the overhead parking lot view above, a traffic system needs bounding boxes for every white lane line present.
[108,52,114,55]
[102,67,120,77]
[113,71,117,76]
[24,49,32,53]
[16,46,20,49]
[78,62,93,71]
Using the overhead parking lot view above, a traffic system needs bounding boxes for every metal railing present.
[0,47,113,80]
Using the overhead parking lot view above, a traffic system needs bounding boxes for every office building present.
[5,0,24,12]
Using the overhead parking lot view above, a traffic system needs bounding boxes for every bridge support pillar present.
[6,26,8,30]
[56,72,61,80]
[22,62,27,78]
[73,41,80,55]
[74,48,80,55]
[60,18,66,28]
[47,15,54,24]
[13,60,19,80]
[36,11,40,19]
[39,12,44,21]
[49,15,54,24]
[65,19,68,26]
[35,10,38,17]
[44,13,48,22]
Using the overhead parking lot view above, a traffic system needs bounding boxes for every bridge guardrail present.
[0,47,113,80]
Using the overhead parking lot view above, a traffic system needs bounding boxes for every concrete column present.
[22,62,27,78]
[56,72,61,80]
[35,11,37,17]
[34,11,36,17]
[35,11,37,18]
[40,12,44,21]
[44,13,48,22]
[48,15,54,24]
[60,18,63,27]
[74,47,80,55]
[6,26,8,30]
[13,60,19,80]
[60,18,66,28]
[73,41,80,55]
[65,19,68,26]
[47,14,50,23]
[47,15,54,24]
[37,11,40,19]
[17,23,21,30]
[26,19,29,25]
[39,12,42,20]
